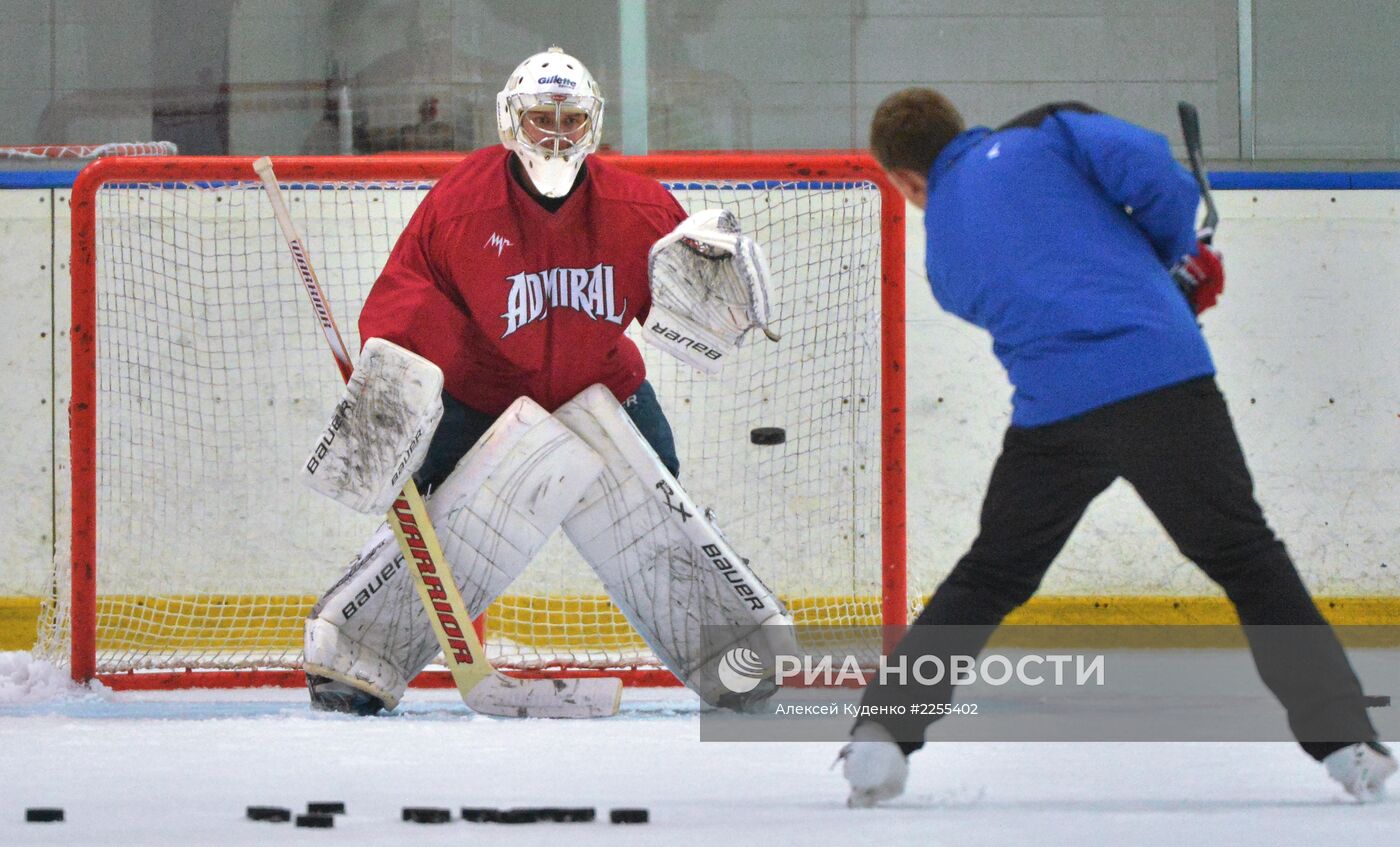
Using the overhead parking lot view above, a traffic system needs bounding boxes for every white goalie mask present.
[496,47,605,198]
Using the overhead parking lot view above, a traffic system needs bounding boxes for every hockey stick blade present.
[253,156,620,718]
[1176,101,1219,243]
[467,674,624,719]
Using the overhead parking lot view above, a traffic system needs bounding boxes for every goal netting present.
[43,153,905,686]
[0,142,178,160]
[0,142,179,177]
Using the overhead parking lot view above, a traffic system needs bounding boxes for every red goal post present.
[60,152,907,690]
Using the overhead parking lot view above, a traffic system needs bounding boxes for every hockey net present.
[44,153,905,688]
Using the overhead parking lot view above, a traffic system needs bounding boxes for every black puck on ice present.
[295,813,335,828]
[537,806,596,822]
[306,801,345,815]
[461,807,500,822]
[402,807,451,824]
[498,808,541,824]
[246,806,291,822]
[610,808,650,824]
[750,426,786,445]
[25,808,64,823]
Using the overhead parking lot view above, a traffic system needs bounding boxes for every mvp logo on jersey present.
[501,263,627,337]
[483,232,513,256]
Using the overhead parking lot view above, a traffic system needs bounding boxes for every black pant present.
[414,379,680,491]
[860,376,1375,760]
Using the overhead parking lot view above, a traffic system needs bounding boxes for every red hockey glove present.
[1170,241,1224,314]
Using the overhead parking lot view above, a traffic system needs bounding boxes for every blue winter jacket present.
[922,103,1216,426]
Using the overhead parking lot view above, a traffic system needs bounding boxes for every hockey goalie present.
[296,46,795,717]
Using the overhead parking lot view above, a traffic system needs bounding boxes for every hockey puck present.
[537,807,596,822]
[306,801,345,815]
[402,807,451,824]
[295,813,335,828]
[25,808,64,823]
[461,807,500,822]
[610,808,649,824]
[498,808,541,824]
[1364,695,1391,708]
[749,426,786,445]
[245,806,291,822]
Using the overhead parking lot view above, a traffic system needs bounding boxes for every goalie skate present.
[307,673,384,716]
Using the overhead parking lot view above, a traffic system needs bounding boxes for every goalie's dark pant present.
[857,375,1377,761]
[414,379,680,492]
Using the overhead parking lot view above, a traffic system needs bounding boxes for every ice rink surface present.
[1,655,1394,847]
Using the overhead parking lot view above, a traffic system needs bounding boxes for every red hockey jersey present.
[359,145,687,413]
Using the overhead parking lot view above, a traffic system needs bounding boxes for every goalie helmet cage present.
[58,152,906,691]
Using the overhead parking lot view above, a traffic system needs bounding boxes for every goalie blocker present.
[556,385,798,707]
[299,337,443,515]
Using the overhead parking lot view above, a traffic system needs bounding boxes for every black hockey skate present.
[306,673,386,716]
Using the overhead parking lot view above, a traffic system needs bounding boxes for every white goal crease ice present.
[39,153,905,689]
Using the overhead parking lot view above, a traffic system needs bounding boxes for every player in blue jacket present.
[839,88,1393,806]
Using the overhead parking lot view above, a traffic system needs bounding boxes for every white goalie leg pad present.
[304,396,605,708]
[299,337,443,515]
[555,384,798,707]
[304,523,411,709]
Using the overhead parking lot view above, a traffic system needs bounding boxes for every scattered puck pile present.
[240,801,649,827]
[26,802,648,827]
[245,802,344,828]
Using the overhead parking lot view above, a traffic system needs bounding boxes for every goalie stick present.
[253,156,620,718]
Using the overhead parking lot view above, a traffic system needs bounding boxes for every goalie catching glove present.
[645,209,778,374]
[299,338,443,515]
